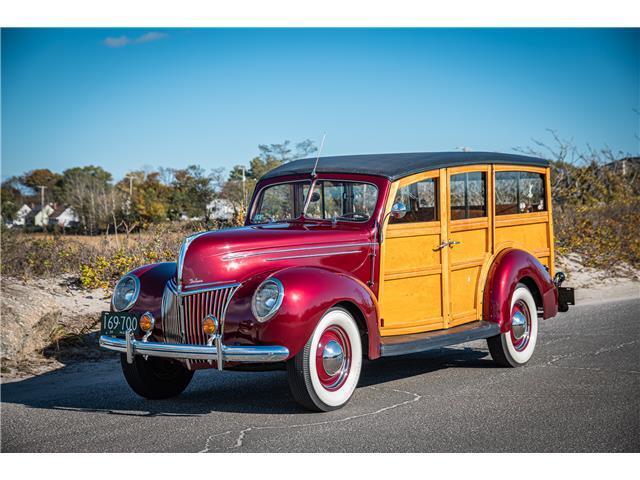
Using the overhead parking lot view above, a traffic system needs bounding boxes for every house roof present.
[261,151,549,182]
[25,204,55,219]
[50,205,67,218]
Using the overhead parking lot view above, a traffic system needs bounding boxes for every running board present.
[379,320,500,357]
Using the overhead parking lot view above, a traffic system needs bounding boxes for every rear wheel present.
[120,354,194,399]
[487,283,539,367]
[286,307,362,411]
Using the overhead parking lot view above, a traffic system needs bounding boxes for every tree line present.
[1,139,317,234]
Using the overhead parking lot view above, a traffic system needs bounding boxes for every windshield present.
[252,180,379,224]
[251,181,311,224]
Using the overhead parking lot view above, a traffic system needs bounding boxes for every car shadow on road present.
[1,345,493,417]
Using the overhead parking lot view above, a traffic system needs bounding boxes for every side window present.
[495,171,546,215]
[390,177,438,224]
[450,172,486,220]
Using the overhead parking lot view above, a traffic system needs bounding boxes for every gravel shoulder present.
[0,276,109,379]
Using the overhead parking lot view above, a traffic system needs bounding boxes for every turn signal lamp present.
[203,315,219,337]
[140,312,155,333]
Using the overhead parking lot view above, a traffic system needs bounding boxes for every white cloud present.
[103,31,168,48]
[136,32,167,43]
[104,36,130,48]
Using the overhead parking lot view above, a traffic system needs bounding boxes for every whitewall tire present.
[487,284,539,367]
[287,307,362,411]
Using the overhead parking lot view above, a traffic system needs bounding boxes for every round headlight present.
[251,278,284,323]
[111,274,140,312]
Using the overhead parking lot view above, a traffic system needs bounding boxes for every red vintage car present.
[100,152,574,411]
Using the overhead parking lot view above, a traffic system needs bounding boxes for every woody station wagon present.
[100,152,575,411]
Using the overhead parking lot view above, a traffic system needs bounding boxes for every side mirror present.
[390,202,407,219]
[378,202,408,244]
[310,192,321,202]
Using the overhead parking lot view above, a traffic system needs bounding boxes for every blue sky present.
[2,28,638,181]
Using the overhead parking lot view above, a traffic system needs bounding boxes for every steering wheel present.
[337,212,368,221]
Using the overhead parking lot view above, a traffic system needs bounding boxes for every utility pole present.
[241,167,247,211]
[37,185,47,230]
[123,175,135,216]
[37,185,47,209]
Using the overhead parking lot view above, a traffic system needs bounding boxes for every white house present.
[12,204,32,226]
[31,204,55,227]
[206,198,234,221]
[49,206,80,228]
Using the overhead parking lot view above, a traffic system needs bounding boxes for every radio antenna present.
[310,133,326,178]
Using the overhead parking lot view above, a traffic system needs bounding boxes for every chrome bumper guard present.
[99,331,289,371]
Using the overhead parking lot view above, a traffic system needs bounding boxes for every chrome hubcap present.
[322,340,345,376]
[511,310,527,340]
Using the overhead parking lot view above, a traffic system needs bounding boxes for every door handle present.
[434,240,461,251]
[434,241,449,251]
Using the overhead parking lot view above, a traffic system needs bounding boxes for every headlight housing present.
[111,274,140,312]
[251,278,284,323]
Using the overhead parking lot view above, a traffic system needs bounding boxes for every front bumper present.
[99,331,289,371]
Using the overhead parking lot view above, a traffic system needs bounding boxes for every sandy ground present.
[556,253,639,304]
[0,276,109,379]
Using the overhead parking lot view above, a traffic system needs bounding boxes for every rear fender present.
[483,249,558,333]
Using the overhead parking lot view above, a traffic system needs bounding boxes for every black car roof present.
[261,151,549,182]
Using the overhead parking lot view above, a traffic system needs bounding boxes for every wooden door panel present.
[379,170,446,337]
[380,227,446,335]
[449,265,482,326]
[384,229,443,272]
[445,166,492,327]
[448,226,489,265]
[382,273,444,333]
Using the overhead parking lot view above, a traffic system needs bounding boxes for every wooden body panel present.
[378,164,555,337]
[379,170,446,335]
[446,165,493,327]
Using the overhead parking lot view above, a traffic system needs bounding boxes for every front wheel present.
[120,354,194,399]
[286,307,362,411]
[487,283,539,367]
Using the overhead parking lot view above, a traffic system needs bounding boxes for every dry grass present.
[1,221,208,289]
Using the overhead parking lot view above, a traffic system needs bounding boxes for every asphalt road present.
[2,297,639,452]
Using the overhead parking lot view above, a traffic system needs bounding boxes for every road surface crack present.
[199,386,421,452]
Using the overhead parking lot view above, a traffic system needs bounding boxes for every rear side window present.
[450,172,487,220]
[495,171,546,215]
[391,178,438,223]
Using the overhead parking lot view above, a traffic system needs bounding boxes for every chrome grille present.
[161,279,239,345]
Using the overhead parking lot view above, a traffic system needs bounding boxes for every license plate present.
[101,311,141,336]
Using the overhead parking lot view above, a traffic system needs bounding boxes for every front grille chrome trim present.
[161,279,240,351]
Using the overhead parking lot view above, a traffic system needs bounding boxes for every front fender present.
[127,262,176,319]
[224,267,381,360]
[483,249,558,333]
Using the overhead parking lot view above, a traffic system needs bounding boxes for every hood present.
[177,222,373,288]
